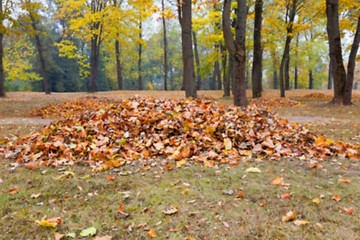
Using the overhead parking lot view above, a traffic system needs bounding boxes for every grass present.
[1,90,360,239]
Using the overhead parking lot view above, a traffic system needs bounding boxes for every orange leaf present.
[236,192,244,198]
[338,178,351,183]
[165,165,175,170]
[281,192,290,199]
[47,217,63,225]
[25,161,38,171]
[282,210,296,222]
[343,207,354,215]
[118,204,124,213]
[8,188,19,195]
[107,175,115,181]
[147,228,157,238]
[332,195,341,202]
[258,200,266,206]
[181,188,189,195]
[54,232,65,240]
[271,177,284,186]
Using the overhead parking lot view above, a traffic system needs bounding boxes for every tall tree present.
[161,0,168,90]
[251,0,263,98]
[192,31,201,90]
[223,0,248,106]
[279,0,298,97]
[138,16,142,90]
[326,0,360,105]
[0,0,5,97]
[178,0,197,98]
[29,11,50,94]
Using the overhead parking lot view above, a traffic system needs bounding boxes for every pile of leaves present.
[249,97,300,108]
[28,97,111,119]
[301,93,332,100]
[1,96,359,170]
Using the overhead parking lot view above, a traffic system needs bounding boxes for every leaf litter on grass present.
[0,96,359,171]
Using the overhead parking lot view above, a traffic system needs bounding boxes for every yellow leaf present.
[246,167,262,173]
[163,206,178,215]
[35,219,57,228]
[312,198,320,204]
[293,220,310,226]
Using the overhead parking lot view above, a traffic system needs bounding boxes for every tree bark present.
[223,0,248,106]
[326,0,347,104]
[162,0,168,91]
[30,14,50,94]
[328,58,333,89]
[285,55,290,90]
[309,70,313,89]
[251,0,263,98]
[279,0,297,97]
[89,37,100,92]
[138,17,142,90]
[192,31,201,90]
[343,16,360,105]
[294,34,298,89]
[216,44,222,90]
[115,39,123,90]
[221,44,229,96]
[180,0,197,98]
[0,30,4,96]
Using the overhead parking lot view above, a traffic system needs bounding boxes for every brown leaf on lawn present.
[332,195,341,202]
[31,193,42,199]
[47,217,63,225]
[343,207,354,215]
[236,192,244,198]
[107,175,115,181]
[258,200,266,207]
[163,206,178,215]
[25,161,38,170]
[281,192,290,199]
[54,232,65,240]
[271,177,284,186]
[181,188,189,195]
[8,188,19,195]
[118,204,124,213]
[338,178,351,183]
[147,228,157,238]
[94,236,113,240]
[282,210,296,222]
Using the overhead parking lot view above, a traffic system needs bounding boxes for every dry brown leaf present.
[54,232,65,240]
[282,210,296,222]
[8,188,19,195]
[271,177,284,186]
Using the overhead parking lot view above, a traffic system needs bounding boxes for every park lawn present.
[1,156,360,239]
[1,90,360,239]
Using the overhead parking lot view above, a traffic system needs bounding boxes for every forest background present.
[0,0,359,100]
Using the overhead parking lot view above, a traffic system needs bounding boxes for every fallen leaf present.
[338,178,351,183]
[8,188,19,195]
[343,207,354,215]
[66,232,76,238]
[181,188,189,195]
[54,232,65,240]
[236,192,244,198]
[31,192,42,199]
[107,175,115,181]
[281,192,290,199]
[35,219,57,228]
[80,227,97,237]
[147,228,157,238]
[94,236,113,240]
[332,195,341,202]
[245,167,262,173]
[271,177,284,186]
[258,200,266,206]
[293,220,310,226]
[315,223,323,229]
[222,189,234,195]
[163,206,178,215]
[118,204,124,213]
[25,161,38,170]
[312,198,320,204]
[224,138,232,150]
[282,210,296,222]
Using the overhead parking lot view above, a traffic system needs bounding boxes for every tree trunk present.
[328,58,333,89]
[279,0,297,97]
[180,0,197,98]
[343,16,360,105]
[216,44,222,90]
[162,0,168,91]
[326,0,347,104]
[31,15,50,94]
[309,70,313,89]
[251,0,263,98]
[273,69,278,89]
[223,0,248,106]
[89,37,98,92]
[212,46,220,90]
[221,45,229,96]
[294,34,298,89]
[138,18,142,90]
[192,31,201,90]
[285,55,290,90]
[115,39,123,90]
